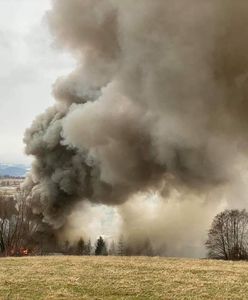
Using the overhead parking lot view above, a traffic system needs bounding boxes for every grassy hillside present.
[1,256,248,299]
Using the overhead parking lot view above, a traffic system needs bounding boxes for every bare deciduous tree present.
[206,209,248,260]
[0,191,38,256]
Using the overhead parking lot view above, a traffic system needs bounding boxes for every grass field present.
[1,256,248,299]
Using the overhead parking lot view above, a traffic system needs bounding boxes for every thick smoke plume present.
[24,0,248,255]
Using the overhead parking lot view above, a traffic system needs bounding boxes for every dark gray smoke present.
[23,0,248,252]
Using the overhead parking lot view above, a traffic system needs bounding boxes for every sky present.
[0,0,120,246]
[0,0,75,164]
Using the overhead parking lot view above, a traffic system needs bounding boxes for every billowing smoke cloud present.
[23,0,248,255]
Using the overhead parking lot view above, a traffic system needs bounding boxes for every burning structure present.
[21,1,248,256]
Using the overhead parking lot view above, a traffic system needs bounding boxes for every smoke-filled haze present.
[23,0,248,257]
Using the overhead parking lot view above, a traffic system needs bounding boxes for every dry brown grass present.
[0,256,248,299]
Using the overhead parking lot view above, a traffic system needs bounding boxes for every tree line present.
[60,208,248,260]
[2,190,248,260]
[0,191,152,257]
[54,235,154,256]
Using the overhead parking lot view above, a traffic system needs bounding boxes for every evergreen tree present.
[95,236,108,256]
[0,230,5,254]
[118,235,125,256]
[109,240,117,256]
[76,238,85,255]
[85,239,92,255]
[63,240,70,254]
[143,238,154,256]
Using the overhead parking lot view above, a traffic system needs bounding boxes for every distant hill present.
[0,164,29,177]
